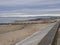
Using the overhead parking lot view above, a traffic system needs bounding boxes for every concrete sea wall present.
[15,21,60,45]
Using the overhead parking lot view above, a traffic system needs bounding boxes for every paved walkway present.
[52,28,60,45]
[56,28,60,45]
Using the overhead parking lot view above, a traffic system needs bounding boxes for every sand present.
[0,23,48,45]
[0,25,25,34]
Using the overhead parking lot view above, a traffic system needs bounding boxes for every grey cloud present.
[0,0,60,14]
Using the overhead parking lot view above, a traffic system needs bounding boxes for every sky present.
[0,0,60,17]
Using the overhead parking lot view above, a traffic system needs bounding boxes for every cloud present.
[0,9,60,15]
[0,0,60,6]
[0,0,44,6]
[0,0,60,15]
[0,13,60,17]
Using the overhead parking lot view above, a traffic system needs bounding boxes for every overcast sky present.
[0,0,60,17]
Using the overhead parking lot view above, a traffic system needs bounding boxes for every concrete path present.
[56,28,60,45]
[52,28,60,45]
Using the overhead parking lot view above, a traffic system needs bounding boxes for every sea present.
[0,16,51,23]
[0,17,37,23]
